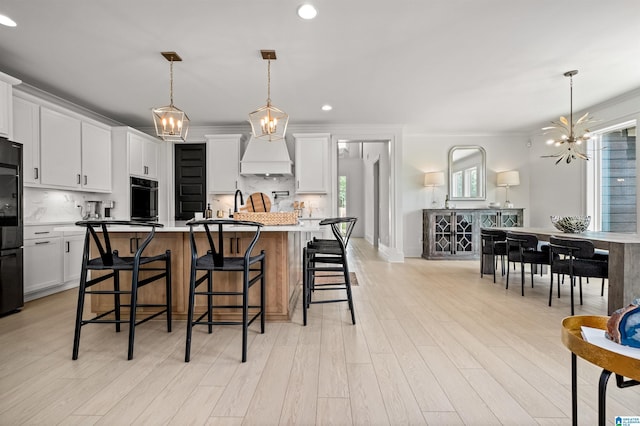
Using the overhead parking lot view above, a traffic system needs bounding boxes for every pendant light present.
[542,70,594,164]
[152,51,190,142]
[249,50,289,141]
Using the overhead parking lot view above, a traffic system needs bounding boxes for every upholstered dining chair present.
[549,236,608,315]
[480,228,507,283]
[506,232,554,296]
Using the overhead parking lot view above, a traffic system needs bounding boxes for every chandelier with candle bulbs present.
[152,51,190,142]
[248,50,289,141]
[542,70,594,164]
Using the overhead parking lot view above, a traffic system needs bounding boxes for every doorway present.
[336,140,389,247]
[174,144,206,220]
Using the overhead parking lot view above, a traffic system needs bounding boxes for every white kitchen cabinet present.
[206,134,242,194]
[63,234,84,283]
[40,107,82,188]
[0,72,21,139]
[129,132,159,179]
[23,226,63,298]
[294,133,330,193]
[81,121,112,192]
[12,95,40,185]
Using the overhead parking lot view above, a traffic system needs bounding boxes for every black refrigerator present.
[0,137,23,315]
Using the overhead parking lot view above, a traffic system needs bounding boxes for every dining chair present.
[549,236,608,315]
[506,232,553,296]
[480,228,507,283]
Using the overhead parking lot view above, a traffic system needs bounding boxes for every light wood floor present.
[1,239,638,425]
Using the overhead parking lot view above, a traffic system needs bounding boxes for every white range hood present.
[240,137,293,176]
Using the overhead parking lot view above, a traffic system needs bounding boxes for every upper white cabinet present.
[294,133,330,193]
[40,107,83,188]
[13,90,112,192]
[129,132,159,179]
[0,72,21,139]
[12,96,40,184]
[206,134,241,194]
[81,121,112,192]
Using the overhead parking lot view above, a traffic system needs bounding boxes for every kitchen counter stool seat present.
[303,217,357,326]
[185,219,265,363]
[72,220,172,361]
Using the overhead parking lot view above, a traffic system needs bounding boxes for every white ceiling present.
[1,0,639,135]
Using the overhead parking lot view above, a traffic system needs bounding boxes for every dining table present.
[494,227,640,315]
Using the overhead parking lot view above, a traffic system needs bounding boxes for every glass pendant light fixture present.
[152,51,190,142]
[542,70,594,164]
[249,50,289,141]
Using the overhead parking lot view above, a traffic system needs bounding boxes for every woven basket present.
[233,211,299,226]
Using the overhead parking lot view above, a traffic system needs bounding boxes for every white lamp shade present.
[497,170,520,187]
[424,171,445,187]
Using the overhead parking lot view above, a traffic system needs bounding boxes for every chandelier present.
[152,51,190,142]
[248,50,289,141]
[542,70,594,164]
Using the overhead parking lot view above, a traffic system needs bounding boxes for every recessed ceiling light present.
[0,14,17,27]
[297,4,318,20]
[321,104,332,111]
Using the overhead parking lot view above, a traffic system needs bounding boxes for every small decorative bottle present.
[205,203,213,219]
[444,195,450,209]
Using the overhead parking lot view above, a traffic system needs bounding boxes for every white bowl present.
[550,215,591,233]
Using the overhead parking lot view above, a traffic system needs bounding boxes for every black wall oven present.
[0,137,24,315]
[130,177,158,221]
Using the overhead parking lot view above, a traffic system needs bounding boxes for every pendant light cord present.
[266,58,272,106]
[169,59,174,106]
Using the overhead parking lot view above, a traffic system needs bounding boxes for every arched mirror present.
[448,146,486,201]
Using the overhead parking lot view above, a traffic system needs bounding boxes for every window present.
[452,166,478,198]
[587,121,637,232]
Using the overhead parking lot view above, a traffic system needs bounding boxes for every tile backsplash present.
[24,187,111,224]
[206,175,329,218]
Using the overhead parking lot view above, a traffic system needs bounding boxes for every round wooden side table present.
[561,315,640,426]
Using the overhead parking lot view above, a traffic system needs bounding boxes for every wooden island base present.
[89,230,303,322]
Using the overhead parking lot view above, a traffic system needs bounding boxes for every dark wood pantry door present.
[174,144,206,220]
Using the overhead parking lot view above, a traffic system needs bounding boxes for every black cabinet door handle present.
[34,167,39,179]
[230,237,235,254]
[66,241,70,252]
[236,237,240,254]
[77,174,81,184]
[35,241,50,245]
[129,237,135,253]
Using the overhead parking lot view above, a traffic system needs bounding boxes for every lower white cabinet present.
[63,234,84,283]
[24,230,63,297]
[24,225,83,301]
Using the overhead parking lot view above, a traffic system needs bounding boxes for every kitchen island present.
[56,221,320,321]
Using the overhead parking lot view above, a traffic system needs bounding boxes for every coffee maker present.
[83,200,103,220]
[103,200,115,219]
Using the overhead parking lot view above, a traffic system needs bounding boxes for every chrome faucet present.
[233,190,244,214]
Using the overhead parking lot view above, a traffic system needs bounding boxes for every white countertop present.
[54,220,320,233]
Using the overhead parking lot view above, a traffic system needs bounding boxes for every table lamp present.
[424,171,445,207]
[497,170,520,208]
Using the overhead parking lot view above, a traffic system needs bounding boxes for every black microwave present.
[130,177,158,221]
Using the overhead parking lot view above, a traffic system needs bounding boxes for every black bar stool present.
[72,220,172,360]
[302,217,357,326]
[185,219,265,363]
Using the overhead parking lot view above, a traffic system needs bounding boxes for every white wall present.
[402,134,531,257]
